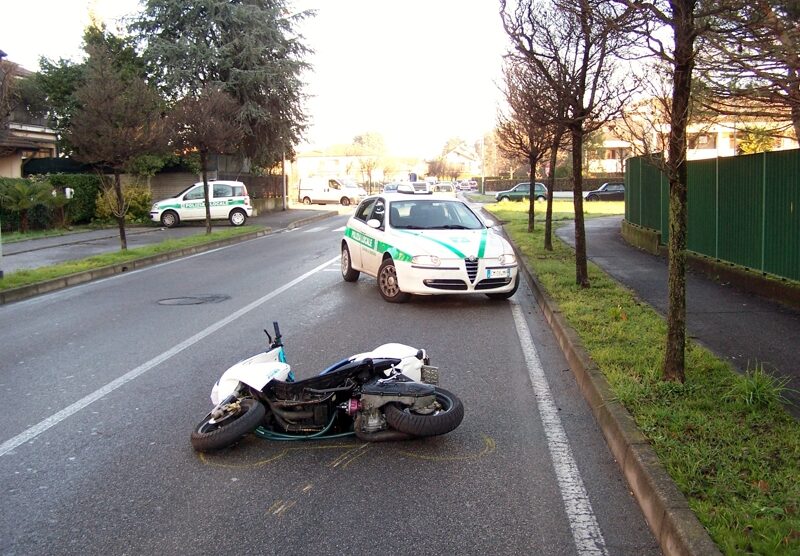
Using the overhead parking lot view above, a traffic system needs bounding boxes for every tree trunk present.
[544,130,564,251]
[571,126,589,288]
[114,172,127,251]
[791,102,800,146]
[527,151,536,233]
[663,0,695,383]
[201,151,212,235]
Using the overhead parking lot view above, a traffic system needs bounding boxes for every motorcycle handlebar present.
[273,321,282,343]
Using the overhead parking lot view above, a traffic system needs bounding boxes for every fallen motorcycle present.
[190,322,464,452]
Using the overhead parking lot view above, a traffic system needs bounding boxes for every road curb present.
[495,219,721,556]
[0,211,335,305]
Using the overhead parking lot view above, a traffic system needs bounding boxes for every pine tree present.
[134,0,312,169]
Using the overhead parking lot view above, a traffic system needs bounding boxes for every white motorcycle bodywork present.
[210,343,425,405]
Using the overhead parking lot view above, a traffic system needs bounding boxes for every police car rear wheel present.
[378,258,410,303]
[229,208,247,226]
[341,244,360,282]
[160,210,179,228]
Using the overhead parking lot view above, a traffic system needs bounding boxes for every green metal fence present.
[625,149,800,282]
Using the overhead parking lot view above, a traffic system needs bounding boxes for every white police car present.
[341,191,519,302]
[150,180,253,227]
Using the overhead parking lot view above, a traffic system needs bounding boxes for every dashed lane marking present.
[0,255,341,458]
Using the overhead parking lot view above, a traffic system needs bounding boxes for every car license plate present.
[487,268,510,278]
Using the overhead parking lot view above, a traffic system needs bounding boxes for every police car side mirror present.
[367,219,381,229]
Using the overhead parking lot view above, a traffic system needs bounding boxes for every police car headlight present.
[151,203,159,211]
[498,253,516,266]
[411,255,441,267]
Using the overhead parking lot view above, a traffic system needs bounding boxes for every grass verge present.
[486,202,800,555]
[0,225,262,292]
[1,224,112,243]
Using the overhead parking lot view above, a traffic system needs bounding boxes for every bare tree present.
[352,132,386,190]
[501,0,637,287]
[497,61,554,232]
[171,86,245,234]
[66,41,168,250]
[616,0,735,382]
[697,0,800,141]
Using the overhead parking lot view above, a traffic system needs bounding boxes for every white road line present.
[0,255,341,458]
[332,226,346,232]
[302,226,327,233]
[510,298,608,555]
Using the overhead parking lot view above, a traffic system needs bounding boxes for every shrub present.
[94,184,153,224]
[0,178,24,231]
[48,174,102,224]
[0,178,53,232]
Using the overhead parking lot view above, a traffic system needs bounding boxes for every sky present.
[2,0,510,159]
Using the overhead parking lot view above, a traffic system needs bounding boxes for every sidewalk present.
[557,215,800,419]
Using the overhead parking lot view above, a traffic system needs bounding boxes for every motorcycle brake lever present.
[263,329,273,345]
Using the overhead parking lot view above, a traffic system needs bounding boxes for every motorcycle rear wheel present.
[383,387,464,437]
[190,398,266,452]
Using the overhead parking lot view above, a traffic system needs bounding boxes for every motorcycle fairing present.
[211,349,292,404]
[346,343,425,381]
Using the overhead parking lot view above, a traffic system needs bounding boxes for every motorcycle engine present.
[359,408,387,433]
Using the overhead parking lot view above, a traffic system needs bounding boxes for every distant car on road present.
[150,180,252,228]
[430,182,457,197]
[495,182,548,202]
[382,183,400,194]
[584,182,625,201]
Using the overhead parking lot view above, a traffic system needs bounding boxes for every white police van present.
[150,180,253,227]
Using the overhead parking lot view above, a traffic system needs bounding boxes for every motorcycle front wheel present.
[190,398,266,452]
[383,387,464,437]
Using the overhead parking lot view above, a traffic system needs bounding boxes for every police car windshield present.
[389,200,484,230]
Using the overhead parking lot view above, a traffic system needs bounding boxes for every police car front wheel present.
[160,210,179,228]
[378,258,410,303]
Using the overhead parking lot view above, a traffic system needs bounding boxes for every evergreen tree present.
[133,0,313,169]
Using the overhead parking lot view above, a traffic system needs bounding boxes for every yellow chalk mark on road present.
[198,442,362,469]
[198,435,496,469]
[393,435,496,462]
[329,443,370,469]
[268,499,296,516]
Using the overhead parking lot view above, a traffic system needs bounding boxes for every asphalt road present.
[0,206,334,274]
[0,214,660,554]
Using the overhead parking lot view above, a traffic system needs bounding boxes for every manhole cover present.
[158,294,230,306]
